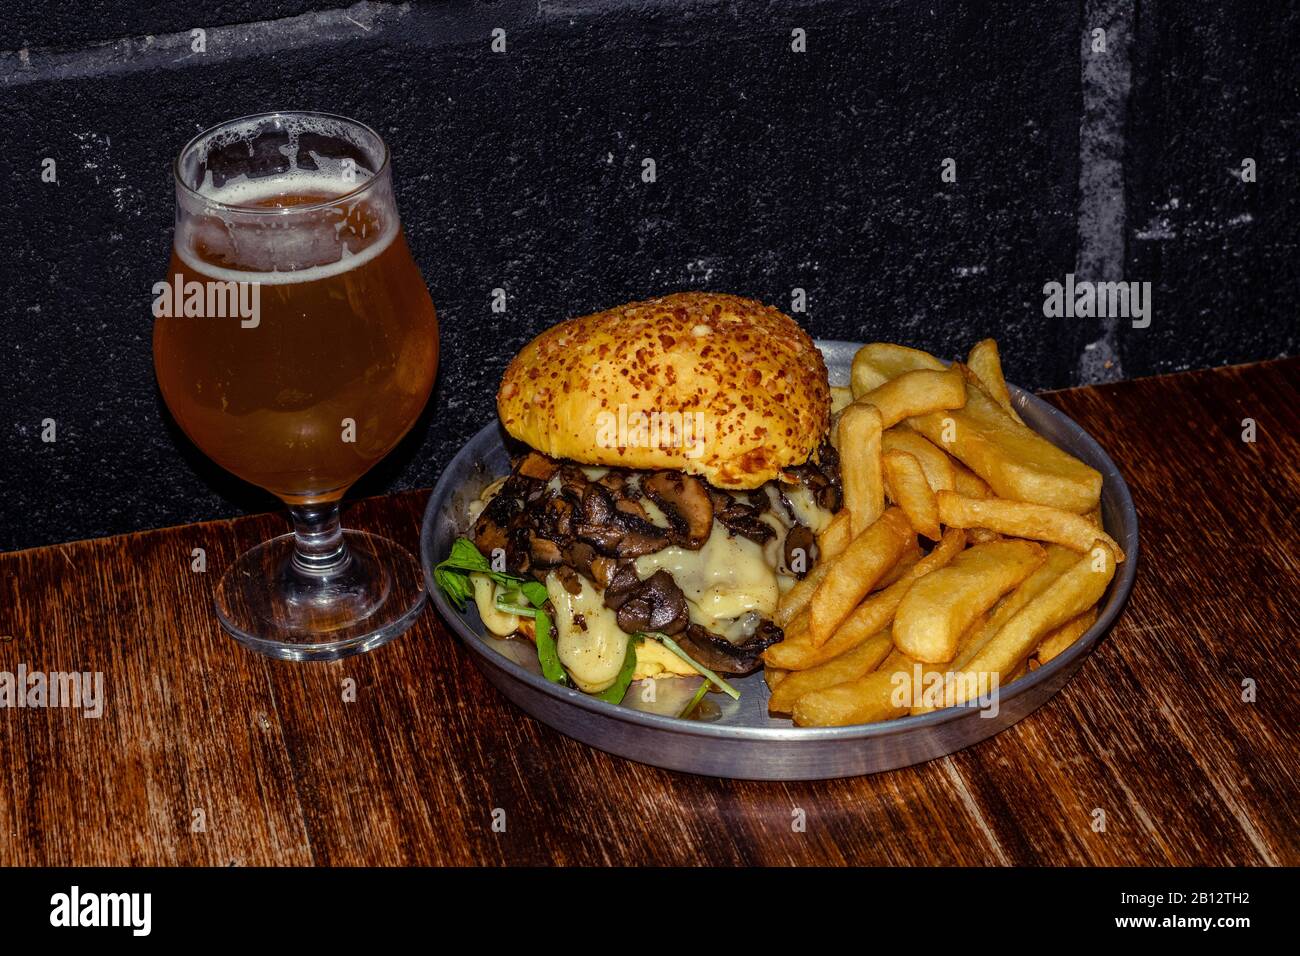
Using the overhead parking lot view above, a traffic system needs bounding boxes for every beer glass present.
[154,112,439,660]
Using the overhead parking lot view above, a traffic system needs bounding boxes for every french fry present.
[967,338,1024,424]
[893,540,1046,662]
[882,428,956,492]
[775,562,830,626]
[850,342,946,397]
[801,612,990,725]
[763,528,966,670]
[883,450,941,539]
[839,403,884,537]
[837,616,987,723]
[793,645,917,727]
[875,647,908,673]
[952,460,992,499]
[877,535,922,589]
[817,508,854,560]
[909,373,1102,513]
[792,665,911,726]
[949,609,991,665]
[829,385,855,415]
[768,594,894,670]
[1035,606,1099,665]
[809,508,912,646]
[783,610,809,639]
[853,367,967,430]
[950,545,1079,671]
[769,339,1119,726]
[939,541,1117,706]
[936,491,1125,562]
[768,632,893,715]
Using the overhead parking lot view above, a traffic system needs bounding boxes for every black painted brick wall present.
[1124,0,1299,379]
[0,0,1295,552]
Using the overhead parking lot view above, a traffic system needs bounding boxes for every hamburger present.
[454,292,842,698]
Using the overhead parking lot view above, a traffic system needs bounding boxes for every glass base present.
[214,530,426,661]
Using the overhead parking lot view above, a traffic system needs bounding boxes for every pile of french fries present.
[766,339,1124,727]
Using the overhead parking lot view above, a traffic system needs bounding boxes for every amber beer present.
[154,181,438,503]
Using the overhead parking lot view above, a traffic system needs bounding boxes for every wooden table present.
[2,360,1297,866]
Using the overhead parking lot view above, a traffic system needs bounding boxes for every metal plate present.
[419,340,1139,779]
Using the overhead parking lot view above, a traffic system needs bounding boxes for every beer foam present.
[193,112,368,160]
[178,111,397,286]
[176,172,399,286]
[195,160,368,205]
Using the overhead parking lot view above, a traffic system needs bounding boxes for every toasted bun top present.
[497,292,830,488]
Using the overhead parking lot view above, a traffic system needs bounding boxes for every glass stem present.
[289,502,351,576]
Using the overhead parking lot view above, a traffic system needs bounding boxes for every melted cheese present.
[472,574,523,637]
[758,507,789,572]
[781,483,833,534]
[632,639,699,680]
[470,476,509,523]
[546,573,630,693]
[634,521,780,638]
[757,484,833,585]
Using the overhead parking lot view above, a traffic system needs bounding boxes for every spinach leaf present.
[494,594,537,618]
[519,579,550,608]
[432,537,494,610]
[593,635,641,704]
[533,607,569,686]
[434,537,551,613]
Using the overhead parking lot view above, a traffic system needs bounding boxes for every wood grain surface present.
[2,359,1297,866]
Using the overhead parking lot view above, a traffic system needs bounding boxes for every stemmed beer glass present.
[154,112,439,660]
